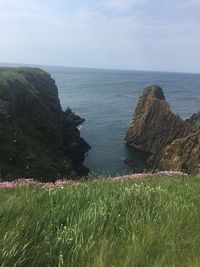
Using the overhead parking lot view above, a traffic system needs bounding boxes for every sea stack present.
[0,67,90,181]
[125,85,200,174]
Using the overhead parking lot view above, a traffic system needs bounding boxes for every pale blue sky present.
[0,0,200,73]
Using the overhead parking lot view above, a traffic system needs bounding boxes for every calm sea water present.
[42,66,200,176]
[1,64,200,176]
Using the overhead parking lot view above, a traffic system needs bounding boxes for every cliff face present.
[125,86,192,154]
[187,111,200,130]
[125,85,200,174]
[0,67,90,181]
[152,131,200,174]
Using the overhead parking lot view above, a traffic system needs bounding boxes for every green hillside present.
[0,174,200,267]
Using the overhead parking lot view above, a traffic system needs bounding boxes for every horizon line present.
[0,61,200,76]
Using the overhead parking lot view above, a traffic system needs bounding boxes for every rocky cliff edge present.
[0,67,90,181]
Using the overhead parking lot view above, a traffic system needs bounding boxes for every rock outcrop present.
[0,67,90,181]
[125,85,200,174]
[187,111,200,130]
[65,107,85,127]
[152,131,200,174]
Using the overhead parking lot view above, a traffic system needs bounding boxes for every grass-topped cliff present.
[0,67,90,181]
[0,173,200,267]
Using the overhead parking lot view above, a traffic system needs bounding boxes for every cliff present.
[125,86,192,154]
[187,111,200,130]
[0,67,90,181]
[152,131,200,173]
[125,85,200,174]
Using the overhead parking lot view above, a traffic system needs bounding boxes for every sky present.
[0,0,200,73]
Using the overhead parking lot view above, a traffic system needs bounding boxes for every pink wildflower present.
[0,181,15,188]
[157,171,188,177]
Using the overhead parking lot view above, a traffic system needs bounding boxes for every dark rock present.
[65,107,85,127]
[0,100,9,115]
[26,153,36,161]
[123,158,135,167]
[0,67,90,181]
[186,111,200,130]
[125,85,200,174]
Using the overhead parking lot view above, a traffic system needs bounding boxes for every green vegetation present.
[1,175,200,266]
[0,67,90,181]
[0,67,62,180]
[0,67,48,82]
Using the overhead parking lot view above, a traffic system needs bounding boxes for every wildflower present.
[0,181,15,188]
[158,171,188,177]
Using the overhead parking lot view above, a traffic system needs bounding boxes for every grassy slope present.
[0,175,200,267]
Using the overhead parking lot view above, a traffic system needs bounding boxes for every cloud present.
[102,0,146,11]
[0,0,199,72]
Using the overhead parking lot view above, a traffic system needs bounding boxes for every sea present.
[1,64,200,176]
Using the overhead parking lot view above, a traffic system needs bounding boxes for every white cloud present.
[102,0,146,11]
[0,0,199,72]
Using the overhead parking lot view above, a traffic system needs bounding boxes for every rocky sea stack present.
[0,67,90,181]
[125,85,200,174]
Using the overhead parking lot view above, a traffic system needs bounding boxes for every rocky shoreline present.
[0,68,199,180]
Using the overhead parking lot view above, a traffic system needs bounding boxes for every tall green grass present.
[0,176,200,267]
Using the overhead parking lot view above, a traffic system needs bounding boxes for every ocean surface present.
[42,66,200,176]
[1,64,200,176]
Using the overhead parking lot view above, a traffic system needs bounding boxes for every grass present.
[0,175,200,266]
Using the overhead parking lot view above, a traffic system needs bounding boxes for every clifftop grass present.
[0,67,49,80]
[0,174,200,267]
